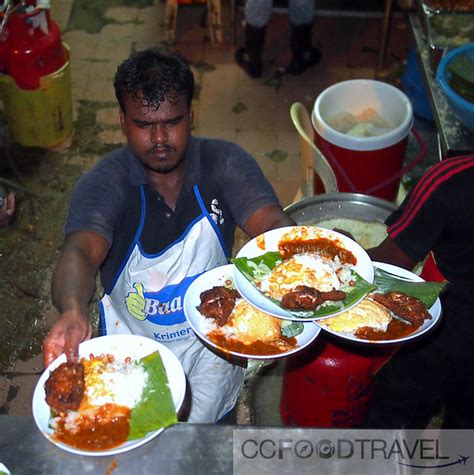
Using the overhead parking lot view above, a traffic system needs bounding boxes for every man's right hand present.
[43,309,92,368]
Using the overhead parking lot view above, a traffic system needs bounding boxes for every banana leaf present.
[373,268,447,308]
[128,351,177,440]
[281,320,304,338]
[231,252,376,319]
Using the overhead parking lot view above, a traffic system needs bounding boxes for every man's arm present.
[367,236,417,271]
[43,231,110,367]
[242,204,295,238]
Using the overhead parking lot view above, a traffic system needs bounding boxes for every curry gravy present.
[53,404,131,451]
[355,318,422,341]
[279,237,357,265]
[207,330,297,356]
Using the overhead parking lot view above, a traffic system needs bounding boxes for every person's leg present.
[235,0,272,78]
[287,0,321,75]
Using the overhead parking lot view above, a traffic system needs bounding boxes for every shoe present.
[287,47,322,75]
[234,24,266,79]
[235,47,263,78]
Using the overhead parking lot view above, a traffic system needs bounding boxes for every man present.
[363,154,474,429]
[43,47,294,423]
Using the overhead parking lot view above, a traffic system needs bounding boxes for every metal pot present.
[284,192,397,224]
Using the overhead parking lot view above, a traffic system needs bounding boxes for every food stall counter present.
[0,415,234,474]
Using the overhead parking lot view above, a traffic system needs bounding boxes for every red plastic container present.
[312,80,415,201]
[420,252,446,282]
[6,7,65,89]
[280,336,397,427]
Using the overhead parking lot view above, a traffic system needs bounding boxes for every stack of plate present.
[184,225,442,353]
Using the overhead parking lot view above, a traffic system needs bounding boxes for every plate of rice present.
[32,334,186,456]
[316,262,444,344]
[183,265,321,359]
[231,226,375,321]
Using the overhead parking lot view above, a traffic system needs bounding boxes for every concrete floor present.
[1,0,438,425]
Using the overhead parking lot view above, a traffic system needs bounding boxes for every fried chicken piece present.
[372,291,431,326]
[198,286,240,326]
[281,285,346,310]
[44,362,85,413]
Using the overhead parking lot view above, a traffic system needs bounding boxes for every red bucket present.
[312,80,416,201]
[280,337,397,427]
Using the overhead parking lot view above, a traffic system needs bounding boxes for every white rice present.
[327,108,394,136]
[86,361,148,408]
[313,218,388,250]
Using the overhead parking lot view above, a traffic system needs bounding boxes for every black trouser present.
[361,286,474,429]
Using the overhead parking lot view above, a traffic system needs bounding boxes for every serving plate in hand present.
[183,264,321,359]
[233,226,374,321]
[32,334,186,457]
[316,262,442,345]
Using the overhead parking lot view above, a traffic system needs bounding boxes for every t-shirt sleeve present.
[385,181,446,262]
[65,161,125,243]
[216,142,280,227]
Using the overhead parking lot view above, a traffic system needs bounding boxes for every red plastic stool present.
[280,335,397,427]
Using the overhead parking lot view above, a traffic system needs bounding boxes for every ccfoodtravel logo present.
[233,430,473,473]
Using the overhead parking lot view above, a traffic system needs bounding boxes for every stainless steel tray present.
[284,192,397,225]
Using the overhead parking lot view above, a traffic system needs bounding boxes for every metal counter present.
[0,416,233,474]
[408,12,474,158]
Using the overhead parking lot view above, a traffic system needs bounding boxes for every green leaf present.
[231,252,282,281]
[373,268,447,308]
[281,320,304,338]
[128,351,177,440]
[232,252,376,319]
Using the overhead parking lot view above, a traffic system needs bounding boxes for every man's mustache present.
[147,144,173,154]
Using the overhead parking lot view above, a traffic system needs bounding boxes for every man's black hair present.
[114,47,194,113]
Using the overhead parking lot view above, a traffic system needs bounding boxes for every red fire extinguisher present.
[280,335,398,427]
[5,2,65,89]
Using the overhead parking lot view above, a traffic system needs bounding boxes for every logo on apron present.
[125,275,197,325]
[210,198,224,225]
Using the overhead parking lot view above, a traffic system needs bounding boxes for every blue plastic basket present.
[436,43,474,132]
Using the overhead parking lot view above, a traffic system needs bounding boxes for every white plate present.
[234,225,374,321]
[316,262,443,345]
[32,334,186,457]
[183,264,321,359]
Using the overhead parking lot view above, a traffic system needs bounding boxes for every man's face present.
[120,92,193,174]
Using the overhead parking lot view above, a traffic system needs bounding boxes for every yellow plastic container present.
[0,43,73,149]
